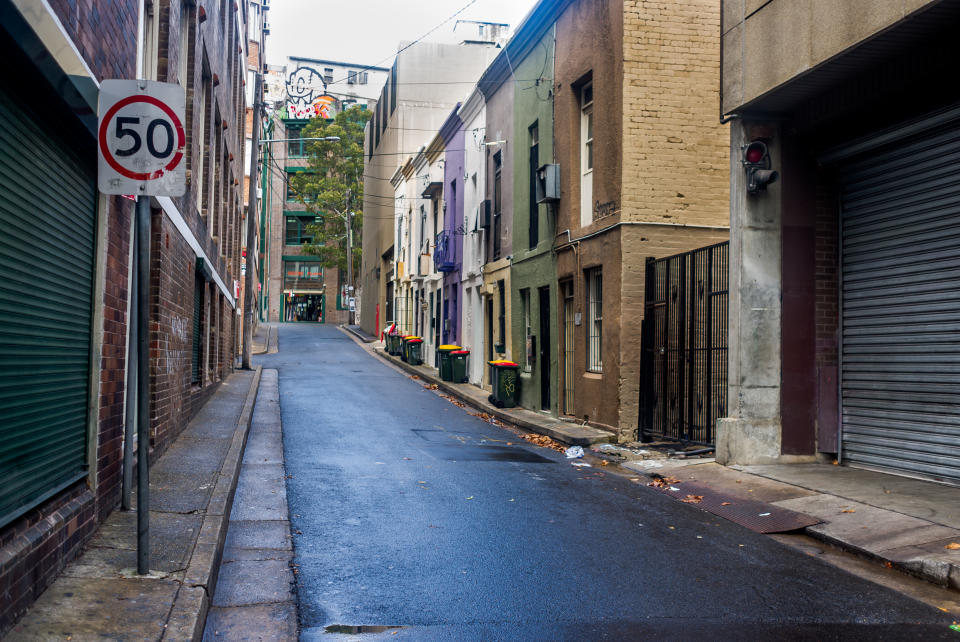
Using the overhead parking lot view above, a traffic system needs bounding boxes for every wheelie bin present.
[488,360,520,408]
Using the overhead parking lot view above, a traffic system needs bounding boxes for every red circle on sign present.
[98,94,186,181]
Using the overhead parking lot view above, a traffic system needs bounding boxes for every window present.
[580,80,593,227]
[287,124,306,157]
[283,261,322,290]
[497,280,506,351]
[521,289,532,372]
[492,151,502,260]
[285,215,320,245]
[142,0,161,81]
[359,71,369,85]
[197,59,211,214]
[390,62,397,114]
[586,267,602,372]
[179,3,194,89]
[347,70,357,84]
[529,121,539,250]
[323,67,334,85]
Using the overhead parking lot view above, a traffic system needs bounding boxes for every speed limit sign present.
[98,79,186,196]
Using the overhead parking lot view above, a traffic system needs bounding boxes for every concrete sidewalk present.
[203,369,296,640]
[341,328,960,592]
[6,367,263,641]
[253,323,276,355]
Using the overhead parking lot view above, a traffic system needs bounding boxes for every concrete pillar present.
[716,120,784,464]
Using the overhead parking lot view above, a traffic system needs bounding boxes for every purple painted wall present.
[442,115,466,346]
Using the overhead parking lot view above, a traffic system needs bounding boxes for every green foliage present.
[288,105,371,275]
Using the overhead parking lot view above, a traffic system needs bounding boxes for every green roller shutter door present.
[0,83,97,527]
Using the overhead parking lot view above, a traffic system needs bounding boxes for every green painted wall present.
[510,27,558,415]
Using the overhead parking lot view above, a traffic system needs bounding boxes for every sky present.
[264,0,539,68]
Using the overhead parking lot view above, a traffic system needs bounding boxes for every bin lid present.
[408,338,423,343]
[450,350,470,355]
[438,345,462,350]
[404,335,421,340]
[488,359,519,367]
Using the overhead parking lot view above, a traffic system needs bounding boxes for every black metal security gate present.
[639,242,728,444]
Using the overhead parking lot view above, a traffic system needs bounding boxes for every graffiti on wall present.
[285,66,339,119]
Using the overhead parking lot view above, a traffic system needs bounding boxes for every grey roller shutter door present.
[837,106,960,484]
[0,81,97,526]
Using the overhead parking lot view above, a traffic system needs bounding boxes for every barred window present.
[586,267,602,372]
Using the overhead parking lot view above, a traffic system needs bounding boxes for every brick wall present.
[620,0,729,228]
[1,0,251,633]
[815,177,840,368]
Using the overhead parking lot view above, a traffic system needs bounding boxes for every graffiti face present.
[285,66,338,120]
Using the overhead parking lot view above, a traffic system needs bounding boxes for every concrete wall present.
[721,0,939,114]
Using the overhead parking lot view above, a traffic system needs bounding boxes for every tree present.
[288,105,371,278]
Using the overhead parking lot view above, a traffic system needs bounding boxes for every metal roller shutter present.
[836,105,960,484]
[0,80,97,525]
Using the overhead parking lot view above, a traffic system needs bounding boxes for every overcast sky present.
[265,0,538,68]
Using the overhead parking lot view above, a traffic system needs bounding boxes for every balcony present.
[433,230,457,273]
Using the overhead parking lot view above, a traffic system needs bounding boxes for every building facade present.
[717,0,960,486]
[359,40,502,340]
[0,0,256,632]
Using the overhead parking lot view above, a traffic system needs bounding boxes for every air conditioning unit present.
[535,164,560,203]
[479,199,491,229]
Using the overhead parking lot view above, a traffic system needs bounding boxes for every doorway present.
[538,286,550,411]
[561,281,575,415]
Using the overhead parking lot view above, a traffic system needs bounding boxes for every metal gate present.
[639,242,728,444]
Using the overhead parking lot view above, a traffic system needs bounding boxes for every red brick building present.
[0,0,258,632]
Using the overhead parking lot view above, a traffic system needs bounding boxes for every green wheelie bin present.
[488,360,520,408]
[449,350,470,383]
[404,336,423,365]
[437,345,462,381]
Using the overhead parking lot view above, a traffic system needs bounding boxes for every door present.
[561,281,575,415]
[831,104,960,483]
[538,286,551,410]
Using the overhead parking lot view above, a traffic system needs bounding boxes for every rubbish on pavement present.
[758,512,771,517]
[571,461,591,467]
[668,486,680,491]
[635,460,664,468]
[565,446,584,459]
[522,433,566,452]
[945,542,960,550]
[841,508,856,513]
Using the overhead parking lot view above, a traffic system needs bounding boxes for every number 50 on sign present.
[98,79,186,197]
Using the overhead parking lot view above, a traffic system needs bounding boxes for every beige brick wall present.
[621,0,729,228]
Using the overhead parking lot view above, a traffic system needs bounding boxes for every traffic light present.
[742,140,779,194]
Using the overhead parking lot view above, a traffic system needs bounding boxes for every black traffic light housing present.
[742,140,779,194]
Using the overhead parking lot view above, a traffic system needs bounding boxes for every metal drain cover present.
[653,481,822,533]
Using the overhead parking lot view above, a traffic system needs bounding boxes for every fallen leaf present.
[629,478,641,482]
[295,530,302,534]
[884,489,891,494]
[600,460,609,467]
[466,496,474,500]
[832,460,839,465]
[946,542,960,550]
[680,495,703,504]
[425,383,439,390]
[668,526,675,530]
[884,561,893,569]
[841,508,856,514]
[506,442,514,446]
[721,502,732,506]
[735,479,742,484]
[409,375,420,380]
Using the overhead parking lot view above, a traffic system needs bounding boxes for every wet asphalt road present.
[255,324,955,641]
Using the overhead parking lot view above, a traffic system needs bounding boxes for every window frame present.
[580,80,594,228]
[586,267,603,373]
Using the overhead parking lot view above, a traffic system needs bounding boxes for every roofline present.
[288,56,390,72]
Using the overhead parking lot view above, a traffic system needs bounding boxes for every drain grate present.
[652,481,822,533]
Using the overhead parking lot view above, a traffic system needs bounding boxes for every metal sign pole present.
[136,194,151,575]
[121,220,137,511]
